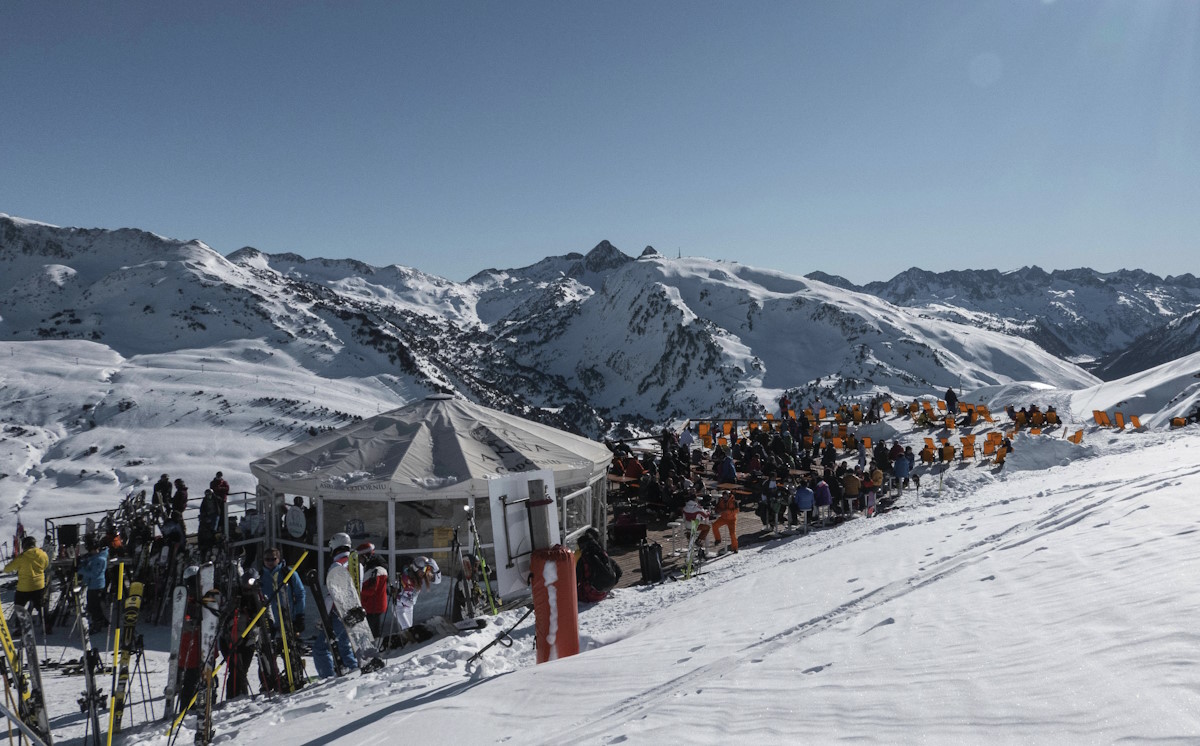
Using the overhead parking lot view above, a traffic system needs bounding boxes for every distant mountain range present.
[3,213,1199,432]
[3,212,1199,518]
[808,266,1200,373]
[3,215,1134,427]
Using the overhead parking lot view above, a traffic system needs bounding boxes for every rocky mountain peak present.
[583,240,632,273]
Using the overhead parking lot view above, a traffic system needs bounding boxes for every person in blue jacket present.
[78,536,110,631]
[261,547,306,639]
[716,453,738,484]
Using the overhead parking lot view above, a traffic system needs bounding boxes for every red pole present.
[530,545,579,663]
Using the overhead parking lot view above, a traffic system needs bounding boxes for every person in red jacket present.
[356,542,389,638]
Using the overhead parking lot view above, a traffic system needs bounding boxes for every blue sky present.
[2,1,1197,284]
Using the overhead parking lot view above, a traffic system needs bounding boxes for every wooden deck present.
[606,501,776,588]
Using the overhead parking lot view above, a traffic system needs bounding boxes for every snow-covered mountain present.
[2,212,1195,524]
[812,266,1200,372]
[1,215,1106,420]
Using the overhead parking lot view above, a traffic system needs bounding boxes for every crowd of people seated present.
[607,408,925,551]
[1004,403,1058,428]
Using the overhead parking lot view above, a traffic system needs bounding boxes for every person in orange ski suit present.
[710,490,740,553]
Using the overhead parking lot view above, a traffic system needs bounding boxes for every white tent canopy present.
[250,394,612,503]
[249,395,613,620]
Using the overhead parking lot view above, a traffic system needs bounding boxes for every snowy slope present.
[29,388,1194,745]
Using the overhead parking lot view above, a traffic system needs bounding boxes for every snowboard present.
[325,562,382,670]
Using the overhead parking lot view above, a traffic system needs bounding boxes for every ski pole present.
[275,576,295,692]
[467,605,533,666]
[106,562,124,746]
[239,551,308,641]
[166,551,307,738]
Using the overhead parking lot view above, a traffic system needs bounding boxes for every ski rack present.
[0,699,50,746]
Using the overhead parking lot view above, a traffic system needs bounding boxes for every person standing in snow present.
[261,547,305,639]
[945,388,959,415]
[710,490,740,553]
[171,478,189,515]
[355,542,389,638]
[208,471,230,502]
[197,489,223,558]
[892,447,912,491]
[5,536,50,631]
[682,495,712,549]
[813,474,833,525]
[152,474,173,514]
[78,536,110,631]
[679,426,695,449]
[312,533,360,678]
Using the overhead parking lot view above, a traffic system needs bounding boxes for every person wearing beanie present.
[356,542,389,638]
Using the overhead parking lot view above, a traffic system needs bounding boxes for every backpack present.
[638,539,663,584]
[580,544,621,593]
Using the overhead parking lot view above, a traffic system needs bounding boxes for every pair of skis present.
[166,552,309,744]
[108,562,145,741]
[265,564,307,693]
[71,581,105,746]
[0,605,53,744]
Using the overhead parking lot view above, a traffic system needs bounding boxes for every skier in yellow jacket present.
[4,536,50,631]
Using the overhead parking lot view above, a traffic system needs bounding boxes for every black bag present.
[580,544,620,593]
[638,539,663,584]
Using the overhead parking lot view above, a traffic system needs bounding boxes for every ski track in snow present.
[534,463,1191,744]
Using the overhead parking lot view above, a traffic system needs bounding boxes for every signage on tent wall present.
[488,470,558,602]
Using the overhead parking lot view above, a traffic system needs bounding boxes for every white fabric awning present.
[250,395,611,501]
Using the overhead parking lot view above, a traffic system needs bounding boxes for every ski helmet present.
[356,541,375,556]
[329,532,352,552]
